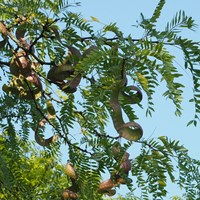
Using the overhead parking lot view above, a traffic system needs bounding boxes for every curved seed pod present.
[117,176,132,185]
[10,50,32,77]
[10,51,43,93]
[120,159,131,174]
[112,142,122,157]
[106,189,116,196]
[62,189,78,199]
[34,119,59,147]
[47,64,74,82]
[119,85,143,104]
[25,72,43,90]
[98,179,115,191]
[65,162,77,180]
[110,85,143,141]
[117,177,126,184]
[50,26,82,61]
[62,73,82,93]
[119,121,143,141]
[121,152,130,161]
[15,26,29,48]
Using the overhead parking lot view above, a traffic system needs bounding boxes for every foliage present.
[0,133,68,200]
[0,0,200,199]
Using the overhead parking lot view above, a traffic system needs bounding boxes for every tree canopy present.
[0,0,200,199]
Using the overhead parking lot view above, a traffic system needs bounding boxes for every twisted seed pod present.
[34,119,59,147]
[10,51,32,77]
[106,189,116,196]
[47,46,82,93]
[110,84,143,141]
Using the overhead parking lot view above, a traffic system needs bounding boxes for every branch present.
[0,60,10,67]
[56,115,93,155]
[80,36,200,46]
[135,139,180,160]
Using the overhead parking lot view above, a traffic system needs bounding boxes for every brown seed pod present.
[117,176,132,185]
[34,119,59,146]
[98,178,115,191]
[47,64,74,82]
[120,159,131,174]
[10,51,32,77]
[65,162,77,180]
[117,177,126,184]
[62,189,78,199]
[111,141,124,161]
[15,26,29,48]
[106,189,116,196]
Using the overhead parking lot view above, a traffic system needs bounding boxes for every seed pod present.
[117,177,126,184]
[120,159,131,173]
[112,142,124,161]
[10,51,32,77]
[107,189,116,196]
[117,176,132,185]
[62,189,78,199]
[98,179,115,191]
[65,162,77,180]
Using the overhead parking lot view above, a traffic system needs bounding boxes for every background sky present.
[68,0,200,198]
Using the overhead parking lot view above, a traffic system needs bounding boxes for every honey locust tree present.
[0,0,200,199]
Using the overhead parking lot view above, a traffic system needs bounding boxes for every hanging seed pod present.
[117,176,132,185]
[34,119,59,146]
[65,162,77,180]
[120,159,131,174]
[62,189,78,199]
[112,141,124,161]
[98,178,115,191]
[10,50,32,77]
[107,189,116,196]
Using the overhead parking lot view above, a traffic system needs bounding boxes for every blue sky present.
[71,0,200,198]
